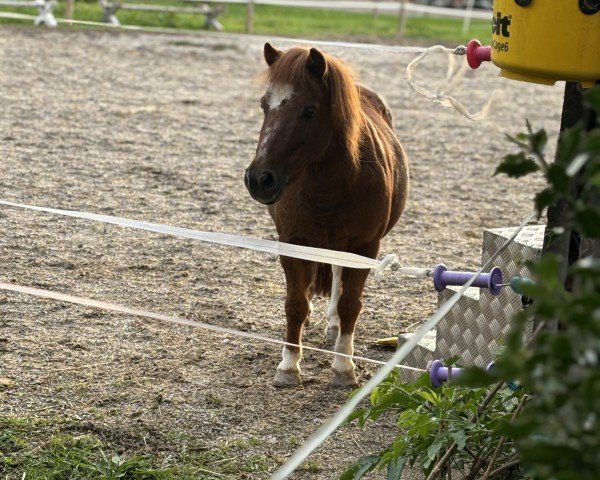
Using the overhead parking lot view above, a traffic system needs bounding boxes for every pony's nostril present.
[258,171,276,190]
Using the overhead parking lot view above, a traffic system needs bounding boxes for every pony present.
[244,43,409,387]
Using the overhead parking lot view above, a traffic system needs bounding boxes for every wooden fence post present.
[66,0,74,22]
[540,81,599,329]
[461,0,475,36]
[246,0,254,34]
[396,0,407,38]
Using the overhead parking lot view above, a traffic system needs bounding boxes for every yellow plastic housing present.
[491,0,600,87]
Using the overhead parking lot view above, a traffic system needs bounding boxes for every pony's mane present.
[267,47,364,165]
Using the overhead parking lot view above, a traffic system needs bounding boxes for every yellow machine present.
[491,0,600,86]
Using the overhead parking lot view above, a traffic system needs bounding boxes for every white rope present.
[405,44,498,122]
[0,200,430,277]
[0,281,425,372]
[271,209,537,480]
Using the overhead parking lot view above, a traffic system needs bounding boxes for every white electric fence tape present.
[271,210,537,480]
[0,200,431,278]
[0,281,425,372]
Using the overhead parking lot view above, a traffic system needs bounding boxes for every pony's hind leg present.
[331,266,371,387]
[325,265,342,343]
[273,258,315,387]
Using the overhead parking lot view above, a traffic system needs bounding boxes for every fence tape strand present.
[0,281,425,372]
[0,200,430,278]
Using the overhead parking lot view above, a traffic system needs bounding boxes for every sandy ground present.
[0,26,565,478]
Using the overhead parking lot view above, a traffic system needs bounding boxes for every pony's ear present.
[264,42,282,67]
[307,48,327,79]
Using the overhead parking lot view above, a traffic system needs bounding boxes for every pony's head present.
[245,43,363,205]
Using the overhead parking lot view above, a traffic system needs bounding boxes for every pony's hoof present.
[331,369,358,388]
[325,325,339,344]
[273,369,301,388]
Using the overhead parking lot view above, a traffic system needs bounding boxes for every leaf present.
[531,128,548,152]
[416,390,439,406]
[494,152,540,178]
[534,187,556,213]
[583,130,600,154]
[495,417,537,438]
[587,172,600,188]
[387,456,406,480]
[450,430,467,450]
[426,439,444,461]
[339,455,381,480]
[547,163,571,194]
[573,207,600,238]
[583,86,600,111]
[558,128,583,165]
[455,366,496,387]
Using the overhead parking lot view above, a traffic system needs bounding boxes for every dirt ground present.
[0,26,565,478]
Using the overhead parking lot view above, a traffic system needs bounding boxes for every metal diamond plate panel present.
[403,225,545,374]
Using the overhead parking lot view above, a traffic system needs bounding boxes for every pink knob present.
[466,40,492,69]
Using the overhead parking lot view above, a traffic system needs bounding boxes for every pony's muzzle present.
[244,168,284,205]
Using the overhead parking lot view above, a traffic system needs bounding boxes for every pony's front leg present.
[331,267,370,387]
[273,258,315,387]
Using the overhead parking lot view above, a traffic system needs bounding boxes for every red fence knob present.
[466,40,492,69]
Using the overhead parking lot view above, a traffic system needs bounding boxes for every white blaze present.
[267,83,294,110]
[258,126,273,157]
[258,84,293,159]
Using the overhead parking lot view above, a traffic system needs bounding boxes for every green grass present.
[0,415,275,479]
[1,0,492,44]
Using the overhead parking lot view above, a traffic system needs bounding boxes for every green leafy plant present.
[342,371,524,479]
[343,85,600,480]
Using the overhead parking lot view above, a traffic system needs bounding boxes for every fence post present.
[246,0,254,34]
[65,0,74,22]
[396,0,407,38]
[540,81,599,329]
[461,0,475,35]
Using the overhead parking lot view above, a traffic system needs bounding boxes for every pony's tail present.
[315,263,332,297]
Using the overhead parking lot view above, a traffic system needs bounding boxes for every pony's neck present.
[311,132,362,184]
[328,114,365,173]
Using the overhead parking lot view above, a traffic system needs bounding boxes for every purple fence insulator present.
[432,264,503,295]
[430,360,494,388]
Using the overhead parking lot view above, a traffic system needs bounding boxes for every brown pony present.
[244,43,409,387]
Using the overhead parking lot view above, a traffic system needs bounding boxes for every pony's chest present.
[270,188,387,246]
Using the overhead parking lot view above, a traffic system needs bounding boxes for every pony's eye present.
[302,106,317,119]
[260,99,268,113]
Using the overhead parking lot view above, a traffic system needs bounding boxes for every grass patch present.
[0,417,169,479]
[1,1,492,44]
[0,415,275,479]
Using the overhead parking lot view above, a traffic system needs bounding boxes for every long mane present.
[267,47,364,166]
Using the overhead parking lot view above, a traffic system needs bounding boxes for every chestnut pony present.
[245,43,409,387]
